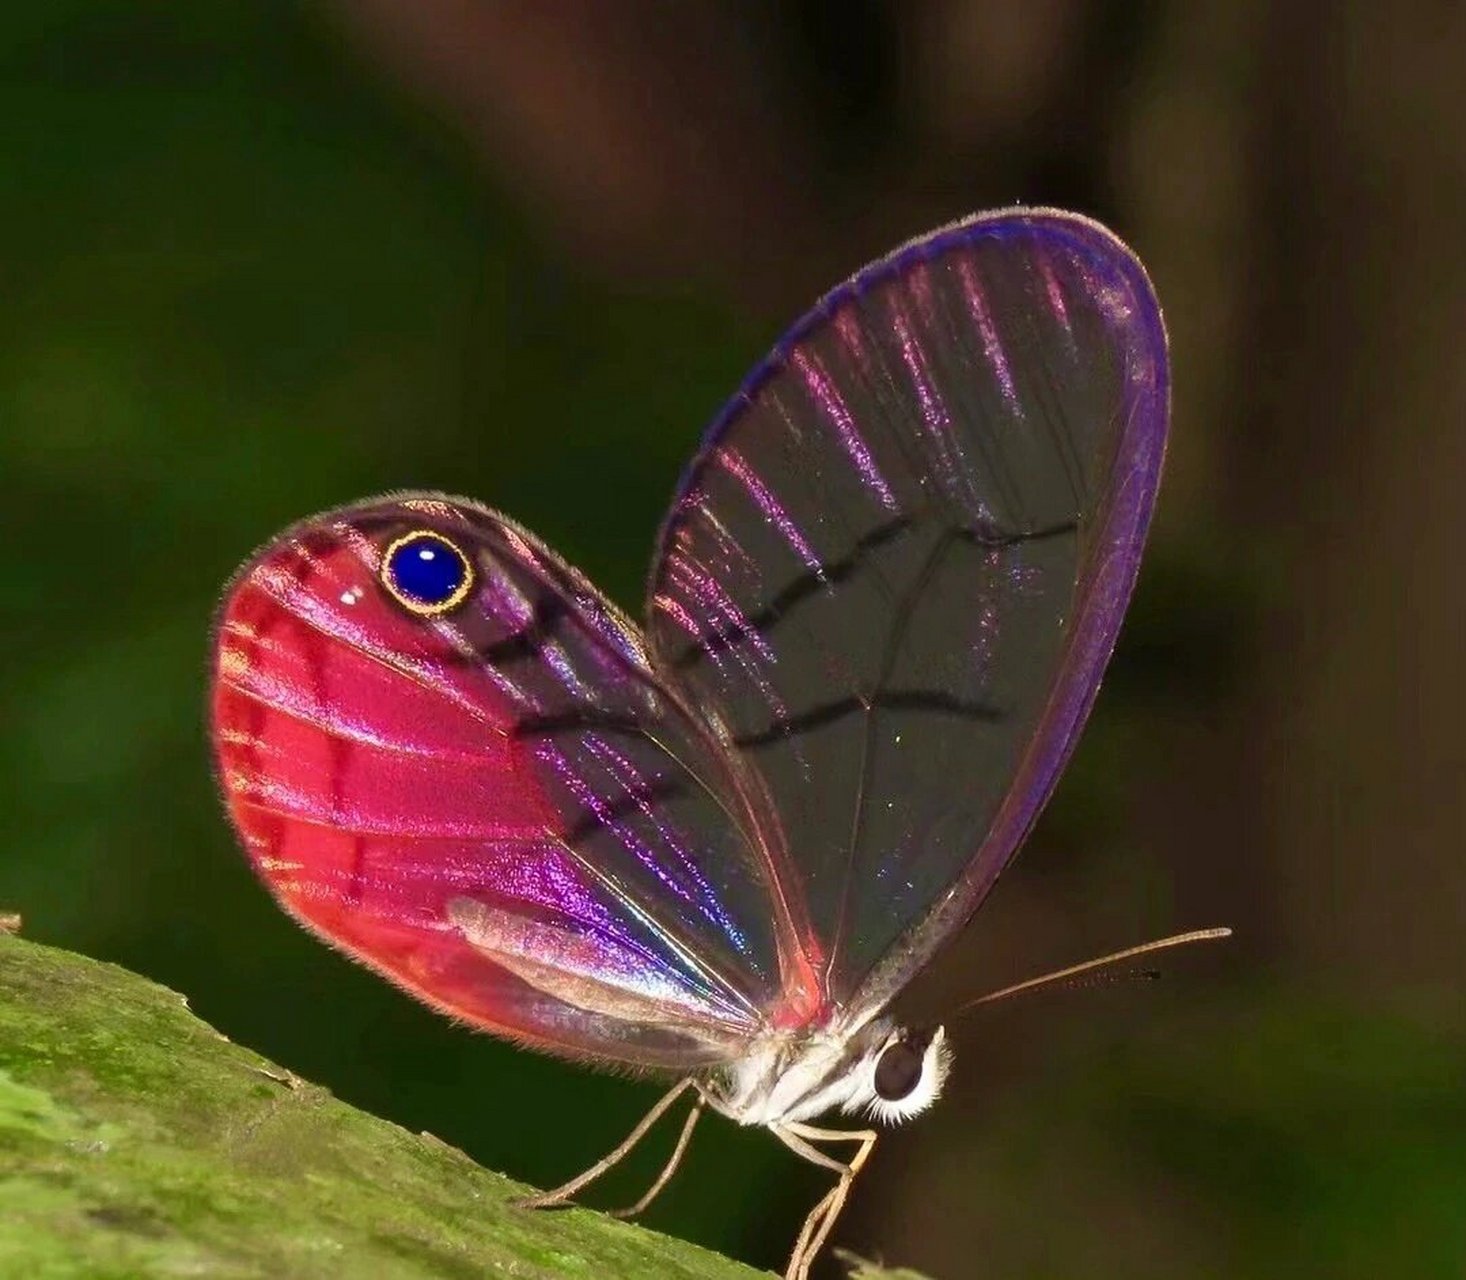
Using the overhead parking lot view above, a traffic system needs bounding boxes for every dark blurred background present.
[3,3,1464,1276]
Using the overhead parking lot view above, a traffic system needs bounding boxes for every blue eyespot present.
[380,531,474,616]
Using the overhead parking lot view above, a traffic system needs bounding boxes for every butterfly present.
[210,207,1218,1279]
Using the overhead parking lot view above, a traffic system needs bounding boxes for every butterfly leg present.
[515,1076,696,1211]
[772,1123,878,1280]
[608,1088,705,1219]
[786,1184,840,1280]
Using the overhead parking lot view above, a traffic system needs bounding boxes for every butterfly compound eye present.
[380,530,475,616]
[874,1035,928,1102]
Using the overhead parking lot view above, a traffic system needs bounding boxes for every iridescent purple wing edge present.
[647,207,1169,1019]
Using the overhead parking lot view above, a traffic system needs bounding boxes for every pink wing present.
[212,495,823,1069]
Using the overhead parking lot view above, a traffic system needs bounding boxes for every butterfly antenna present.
[954,927,1232,1017]
[1055,965,1160,994]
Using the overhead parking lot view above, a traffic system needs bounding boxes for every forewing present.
[646,210,1168,1013]
[212,495,819,1069]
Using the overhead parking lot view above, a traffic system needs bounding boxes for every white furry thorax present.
[703,1018,952,1128]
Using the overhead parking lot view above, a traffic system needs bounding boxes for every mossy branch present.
[0,932,927,1279]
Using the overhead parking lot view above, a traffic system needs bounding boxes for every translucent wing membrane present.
[647,210,1168,1015]
[212,496,821,1068]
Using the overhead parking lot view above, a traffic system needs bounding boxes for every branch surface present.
[0,932,934,1278]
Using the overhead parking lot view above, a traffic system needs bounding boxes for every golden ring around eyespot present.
[378,529,476,617]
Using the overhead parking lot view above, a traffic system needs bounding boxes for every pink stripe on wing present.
[714,446,824,577]
[956,255,1020,409]
[1036,251,1073,339]
[790,350,897,511]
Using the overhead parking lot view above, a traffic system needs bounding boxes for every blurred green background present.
[3,4,1464,1277]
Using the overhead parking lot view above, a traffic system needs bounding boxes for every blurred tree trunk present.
[1128,0,1466,990]
[1241,2,1466,991]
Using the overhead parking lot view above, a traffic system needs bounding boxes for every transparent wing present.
[646,210,1169,1014]
[212,495,822,1069]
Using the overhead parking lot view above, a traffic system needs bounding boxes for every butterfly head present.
[849,1023,952,1125]
[711,1018,952,1128]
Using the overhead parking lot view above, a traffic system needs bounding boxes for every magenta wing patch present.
[213,496,822,1067]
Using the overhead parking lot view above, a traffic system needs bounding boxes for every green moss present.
[0,934,927,1278]
[0,937,653,1274]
